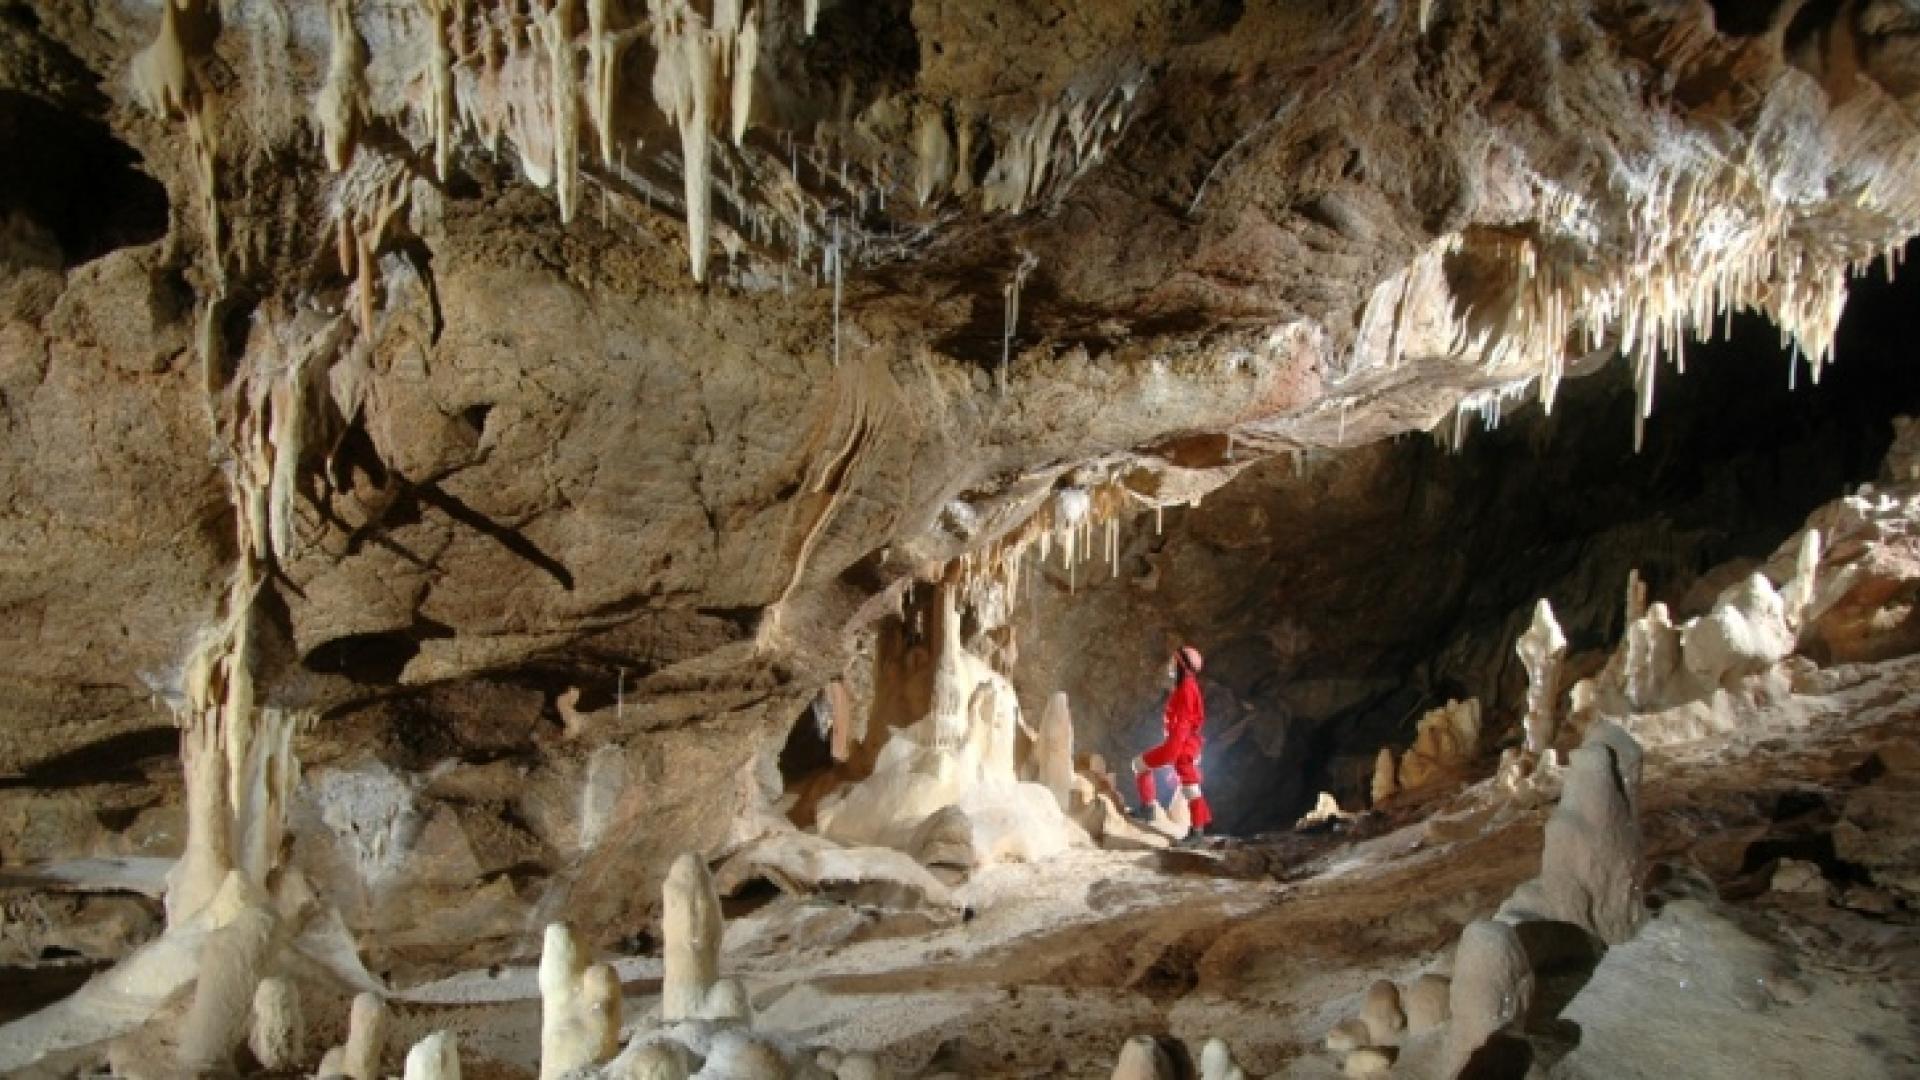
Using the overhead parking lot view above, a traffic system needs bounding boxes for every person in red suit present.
[1132,644,1212,848]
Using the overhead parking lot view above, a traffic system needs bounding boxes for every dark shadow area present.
[0,90,169,266]
[0,726,178,790]
[301,619,453,685]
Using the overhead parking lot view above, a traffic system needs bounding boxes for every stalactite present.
[730,8,758,146]
[999,250,1039,394]
[317,0,370,173]
[650,0,716,280]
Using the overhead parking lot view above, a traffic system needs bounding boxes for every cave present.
[2,2,1920,1078]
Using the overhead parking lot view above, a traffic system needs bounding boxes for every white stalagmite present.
[177,872,278,1073]
[540,923,621,1079]
[1517,599,1568,753]
[1371,746,1398,806]
[661,852,724,1021]
[247,975,304,1070]
[1198,1038,1248,1080]
[342,991,390,1080]
[1036,691,1075,810]
[1783,528,1822,633]
[405,1032,463,1080]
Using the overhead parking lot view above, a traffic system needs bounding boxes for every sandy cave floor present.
[357,658,1920,1079]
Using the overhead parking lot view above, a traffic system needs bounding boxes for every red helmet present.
[1177,645,1204,674]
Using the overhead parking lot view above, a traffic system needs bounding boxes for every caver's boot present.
[1176,828,1211,850]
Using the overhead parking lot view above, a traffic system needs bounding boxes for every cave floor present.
[372,658,1920,1079]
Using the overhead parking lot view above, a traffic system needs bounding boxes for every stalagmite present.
[320,1046,348,1076]
[607,1041,693,1079]
[405,1032,463,1080]
[1680,574,1796,688]
[1325,1018,1371,1051]
[661,852,724,1021]
[247,975,304,1071]
[316,0,369,172]
[1371,746,1398,806]
[1404,973,1451,1032]
[1783,529,1823,633]
[1198,1038,1248,1080]
[540,923,621,1079]
[1359,979,1406,1044]
[1501,723,1645,944]
[1398,699,1481,791]
[1517,599,1568,753]
[1444,920,1532,1077]
[1037,691,1075,810]
[178,871,278,1073]
[342,991,390,1080]
[1111,1036,1176,1080]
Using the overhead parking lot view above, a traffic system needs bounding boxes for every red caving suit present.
[1136,672,1213,830]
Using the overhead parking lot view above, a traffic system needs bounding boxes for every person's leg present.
[1174,752,1212,831]
[1133,740,1178,810]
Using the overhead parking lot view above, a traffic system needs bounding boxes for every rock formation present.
[1518,600,1569,753]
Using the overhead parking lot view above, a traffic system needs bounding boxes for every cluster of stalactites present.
[128,0,222,280]
[1360,109,1919,453]
[952,472,1188,624]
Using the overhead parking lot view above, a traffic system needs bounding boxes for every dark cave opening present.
[0,90,168,268]
[1015,241,1920,837]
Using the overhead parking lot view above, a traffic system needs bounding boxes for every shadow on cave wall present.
[1013,240,1920,836]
